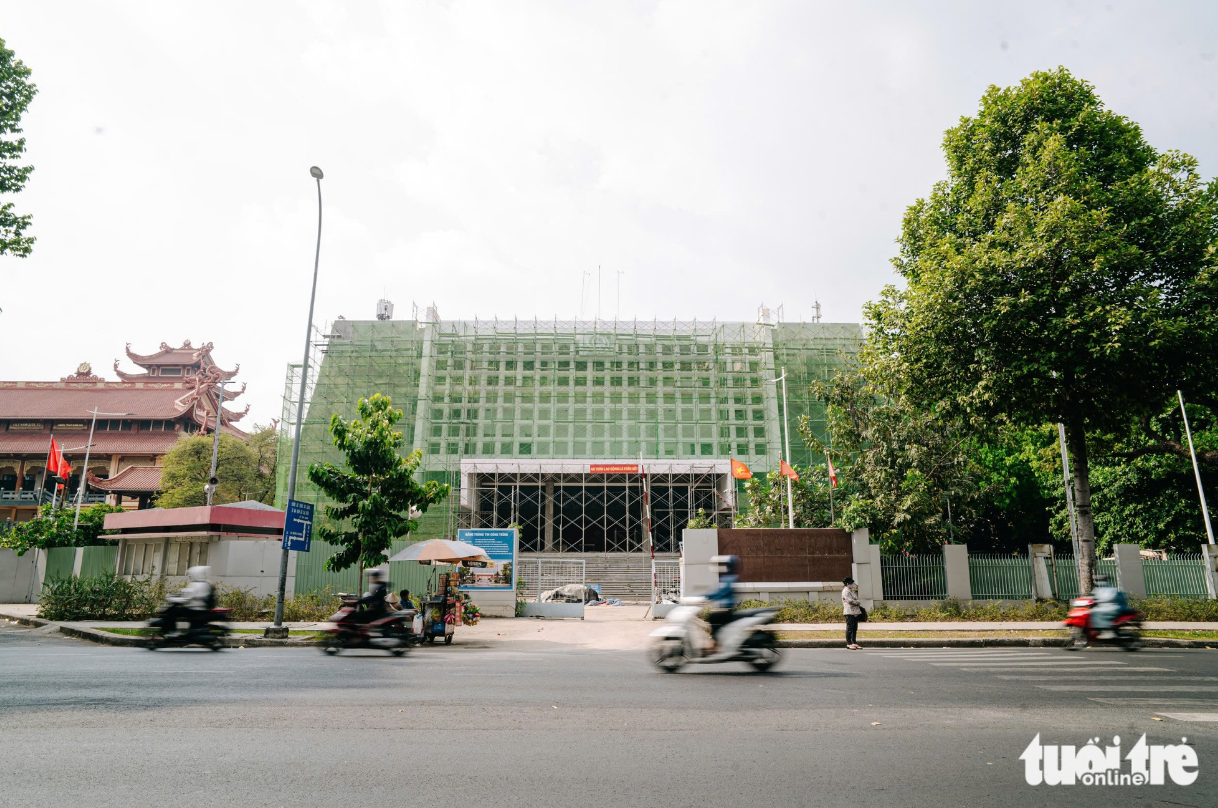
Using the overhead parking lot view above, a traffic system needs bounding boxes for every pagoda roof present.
[0,383,198,419]
[0,429,183,457]
[115,340,239,382]
[87,465,163,493]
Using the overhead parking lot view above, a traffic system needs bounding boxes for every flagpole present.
[767,368,795,529]
[826,451,835,524]
[1179,390,1215,546]
[36,433,52,509]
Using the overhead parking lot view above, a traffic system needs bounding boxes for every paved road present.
[1,622,1215,807]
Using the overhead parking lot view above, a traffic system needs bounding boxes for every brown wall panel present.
[718,528,852,582]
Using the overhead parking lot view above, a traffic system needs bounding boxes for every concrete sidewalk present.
[5,604,1217,650]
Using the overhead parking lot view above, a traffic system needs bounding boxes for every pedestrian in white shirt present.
[842,576,862,650]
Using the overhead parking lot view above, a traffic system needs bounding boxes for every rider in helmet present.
[161,566,214,635]
[357,568,390,625]
[704,555,740,646]
[1090,574,1129,638]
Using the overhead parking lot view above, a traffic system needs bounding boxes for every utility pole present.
[1179,390,1215,546]
[768,368,795,529]
[205,379,227,506]
[269,166,324,637]
[73,409,133,530]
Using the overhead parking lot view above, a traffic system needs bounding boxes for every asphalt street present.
[1,621,1215,808]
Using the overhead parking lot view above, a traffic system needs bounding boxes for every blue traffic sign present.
[282,499,314,552]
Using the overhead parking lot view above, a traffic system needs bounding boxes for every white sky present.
[1,0,1215,426]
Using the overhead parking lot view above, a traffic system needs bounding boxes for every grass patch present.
[775,629,1071,640]
[96,627,317,638]
[740,596,1218,624]
[1142,630,1218,641]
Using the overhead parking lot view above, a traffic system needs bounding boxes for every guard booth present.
[103,501,296,596]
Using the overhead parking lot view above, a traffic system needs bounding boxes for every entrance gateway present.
[458,459,733,602]
[458,459,735,553]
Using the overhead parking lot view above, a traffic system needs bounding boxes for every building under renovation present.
[277,306,861,597]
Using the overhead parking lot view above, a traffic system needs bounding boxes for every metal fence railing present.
[967,555,1032,600]
[1051,557,1117,600]
[880,555,947,600]
[517,557,587,602]
[1143,555,1208,598]
[653,559,680,604]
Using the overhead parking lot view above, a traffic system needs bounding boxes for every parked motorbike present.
[649,598,781,673]
[320,596,414,656]
[1064,596,1143,650]
[146,605,233,650]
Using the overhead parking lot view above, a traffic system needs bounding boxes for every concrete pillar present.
[1113,543,1146,597]
[544,481,555,552]
[943,544,971,601]
[71,547,84,578]
[680,528,719,596]
[1201,544,1217,600]
[850,527,875,610]
[868,543,883,603]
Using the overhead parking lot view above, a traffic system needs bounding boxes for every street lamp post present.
[73,409,135,531]
[205,379,227,506]
[1179,390,1215,546]
[767,368,795,529]
[270,166,324,635]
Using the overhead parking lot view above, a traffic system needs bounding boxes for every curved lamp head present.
[310,166,324,179]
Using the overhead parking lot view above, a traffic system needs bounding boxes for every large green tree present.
[802,368,1053,553]
[870,68,1218,591]
[157,433,259,508]
[0,503,123,555]
[307,394,449,590]
[0,38,37,258]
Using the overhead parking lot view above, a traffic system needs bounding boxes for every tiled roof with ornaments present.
[87,465,163,493]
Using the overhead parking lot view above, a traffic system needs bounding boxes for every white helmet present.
[367,567,387,584]
[186,566,210,582]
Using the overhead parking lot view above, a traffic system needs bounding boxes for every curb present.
[1,611,316,649]
[774,637,1218,649]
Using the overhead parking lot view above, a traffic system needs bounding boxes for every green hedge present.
[37,574,342,622]
[739,596,1218,623]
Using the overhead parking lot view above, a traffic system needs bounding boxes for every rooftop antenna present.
[580,271,592,319]
[812,301,822,323]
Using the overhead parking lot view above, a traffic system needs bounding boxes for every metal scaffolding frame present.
[275,313,861,545]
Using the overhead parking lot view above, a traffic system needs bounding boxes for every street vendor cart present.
[388,539,489,646]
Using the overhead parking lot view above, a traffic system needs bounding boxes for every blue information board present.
[282,499,314,552]
[457,528,516,590]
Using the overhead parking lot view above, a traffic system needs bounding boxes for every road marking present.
[934,660,1130,667]
[871,654,1058,661]
[998,675,1210,681]
[1090,698,1218,706]
[1156,712,1218,722]
[980,666,1178,673]
[1037,685,1218,692]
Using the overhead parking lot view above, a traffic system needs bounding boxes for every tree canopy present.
[0,503,123,556]
[156,432,262,508]
[0,38,37,258]
[307,394,449,586]
[867,67,1218,589]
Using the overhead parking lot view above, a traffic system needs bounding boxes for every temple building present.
[0,341,246,522]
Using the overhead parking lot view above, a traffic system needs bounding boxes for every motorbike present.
[649,598,782,673]
[146,602,233,650]
[1064,596,1143,650]
[320,596,414,656]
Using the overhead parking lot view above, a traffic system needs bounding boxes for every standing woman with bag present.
[842,576,862,650]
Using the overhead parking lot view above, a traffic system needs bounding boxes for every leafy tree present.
[802,368,1055,553]
[737,464,835,529]
[307,394,449,591]
[246,423,280,505]
[0,38,37,258]
[156,433,258,508]
[869,68,1218,591]
[0,503,123,555]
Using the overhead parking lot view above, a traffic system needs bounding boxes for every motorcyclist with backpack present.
[705,555,741,647]
[356,568,390,628]
[1090,574,1131,638]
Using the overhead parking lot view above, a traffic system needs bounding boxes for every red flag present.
[47,437,72,479]
[826,454,838,488]
[730,458,752,480]
[779,460,799,481]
